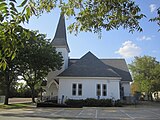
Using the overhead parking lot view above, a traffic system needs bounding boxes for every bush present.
[85,98,113,107]
[85,98,99,107]
[114,100,123,107]
[37,102,69,107]
[65,99,84,108]
[65,98,115,107]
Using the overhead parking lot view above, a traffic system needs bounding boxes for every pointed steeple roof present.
[51,14,70,52]
[58,52,120,78]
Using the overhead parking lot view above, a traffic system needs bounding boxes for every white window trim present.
[72,83,82,96]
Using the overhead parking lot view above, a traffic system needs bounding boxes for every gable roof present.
[51,14,70,52]
[68,58,132,82]
[58,52,120,78]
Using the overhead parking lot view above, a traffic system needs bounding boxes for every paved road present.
[0,107,160,120]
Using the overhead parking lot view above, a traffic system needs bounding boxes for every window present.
[102,84,107,96]
[96,84,107,96]
[72,84,76,96]
[78,84,82,96]
[96,84,101,96]
[72,83,82,96]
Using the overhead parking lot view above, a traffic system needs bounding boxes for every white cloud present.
[137,35,151,41]
[149,4,156,12]
[115,41,141,58]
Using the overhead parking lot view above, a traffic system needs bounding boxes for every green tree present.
[17,31,63,103]
[151,64,160,100]
[129,56,159,100]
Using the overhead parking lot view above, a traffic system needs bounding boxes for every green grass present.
[0,102,35,109]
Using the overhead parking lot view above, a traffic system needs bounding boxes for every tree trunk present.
[4,84,9,105]
[31,86,36,103]
[4,71,10,105]
[147,93,149,101]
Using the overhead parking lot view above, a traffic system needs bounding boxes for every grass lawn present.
[0,102,35,109]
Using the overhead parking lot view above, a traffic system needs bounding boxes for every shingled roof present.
[101,59,132,82]
[68,58,132,82]
[58,52,120,78]
[51,14,70,52]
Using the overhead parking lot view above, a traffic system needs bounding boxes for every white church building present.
[43,15,132,103]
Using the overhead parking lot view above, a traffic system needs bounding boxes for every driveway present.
[0,106,160,120]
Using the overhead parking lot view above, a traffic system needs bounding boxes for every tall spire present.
[51,14,70,52]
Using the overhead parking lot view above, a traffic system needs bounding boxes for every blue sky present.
[23,0,160,64]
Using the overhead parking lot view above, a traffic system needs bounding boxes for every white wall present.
[121,82,131,96]
[56,47,69,70]
[46,47,68,96]
[58,78,120,103]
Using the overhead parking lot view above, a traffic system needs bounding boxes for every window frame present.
[96,84,101,96]
[72,83,77,96]
[78,83,82,96]
[102,84,107,96]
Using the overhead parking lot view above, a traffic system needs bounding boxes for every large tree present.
[17,31,63,103]
[129,56,159,100]
[0,0,159,70]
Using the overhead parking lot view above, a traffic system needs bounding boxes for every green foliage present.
[0,23,29,70]
[37,102,68,107]
[15,30,63,102]
[129,56,160,100]
[0,0,37,70]
[65,98,122,107]
[149,7,160,31]
[65,99,84,107]
[151,64,160,92]
[0,29,63,104]
[85,98,113,107]
[17,31,63,83]
[114,99,123,107]
[30,0,146,34]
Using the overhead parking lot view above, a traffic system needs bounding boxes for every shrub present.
[100,99,113,107]
[65,98,114,107]
[114,100,123,107]
[85,98,99,107]
[37,102,68,107]
[85,98,113,107]
[65,99,84,107]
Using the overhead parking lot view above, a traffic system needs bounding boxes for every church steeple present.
[51,14,70,52]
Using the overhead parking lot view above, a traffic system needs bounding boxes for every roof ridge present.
[59,51,120,77]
